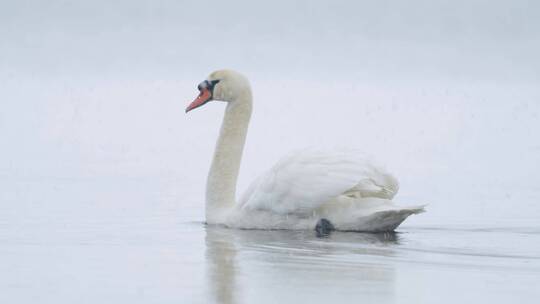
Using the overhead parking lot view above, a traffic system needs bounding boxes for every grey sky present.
[1,0,539,82]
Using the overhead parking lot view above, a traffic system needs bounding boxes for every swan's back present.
[239,149,400,215]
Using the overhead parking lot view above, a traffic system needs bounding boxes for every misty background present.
[2,1,540,303]
[2,0,539,224]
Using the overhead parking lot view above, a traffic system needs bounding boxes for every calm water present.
[1,176,539,304]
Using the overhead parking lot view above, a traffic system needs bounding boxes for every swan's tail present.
[330,198,425,232]
[353,205,425,232]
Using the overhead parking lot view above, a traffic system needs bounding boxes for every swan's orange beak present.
[186,88,212,113]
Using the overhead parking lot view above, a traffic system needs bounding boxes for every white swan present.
[186,70,424,232]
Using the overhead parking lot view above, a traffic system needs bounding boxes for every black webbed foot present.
[315,218,335,237]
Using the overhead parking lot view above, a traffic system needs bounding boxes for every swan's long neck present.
[206,91,252,222]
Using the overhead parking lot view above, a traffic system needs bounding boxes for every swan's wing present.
[239,149,399,215]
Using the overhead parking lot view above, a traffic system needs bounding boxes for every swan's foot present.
[315,218,335,237]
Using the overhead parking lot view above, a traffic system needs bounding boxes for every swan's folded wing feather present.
[239,149,399,215]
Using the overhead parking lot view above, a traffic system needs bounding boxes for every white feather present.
[239,149,399,214]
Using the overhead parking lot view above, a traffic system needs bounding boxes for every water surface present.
[1,177,539,304]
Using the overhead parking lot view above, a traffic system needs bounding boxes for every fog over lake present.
[1,1,539,303]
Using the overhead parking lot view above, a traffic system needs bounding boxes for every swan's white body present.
[188,70,424,232]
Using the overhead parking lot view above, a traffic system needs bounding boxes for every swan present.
[185,69,424,232]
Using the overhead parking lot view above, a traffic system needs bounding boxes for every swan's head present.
[185,69,251,113]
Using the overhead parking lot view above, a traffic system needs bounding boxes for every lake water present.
[2,176,539,304]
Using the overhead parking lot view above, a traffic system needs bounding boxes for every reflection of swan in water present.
[205,227,238,304]
[205,226,399,303]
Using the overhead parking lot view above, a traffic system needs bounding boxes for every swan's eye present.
[197,80,220,92]
[197,81,209,91]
